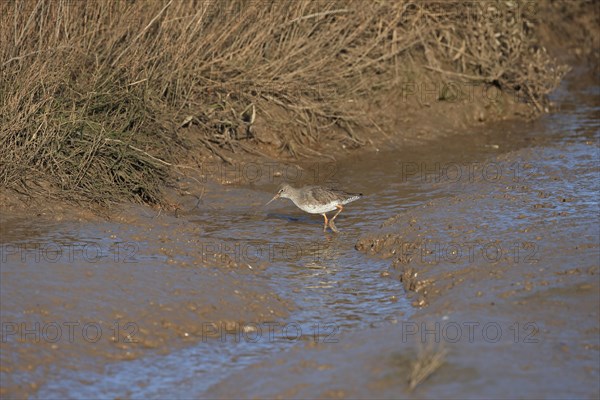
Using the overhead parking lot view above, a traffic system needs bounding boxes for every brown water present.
[1,69,598,398]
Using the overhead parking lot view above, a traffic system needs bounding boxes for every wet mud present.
[205,71,600,398]
[0,208,294,397]
[1,70,599,398]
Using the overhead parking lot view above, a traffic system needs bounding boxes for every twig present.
[282,9,352,27]
[2,46,72,67]
[104,138,173,167]
[111,0,173,67]
[197,137,233,165]
[408,344,448,391]
[103,138,204,174]
[525,85,544,113]
[296,143,336,161]
[368,117,390,138]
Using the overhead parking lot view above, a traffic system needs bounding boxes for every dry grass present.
[408,341,448,391]
[0,0,569,204]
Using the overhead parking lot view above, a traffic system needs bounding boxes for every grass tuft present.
[1,0,569,204]
[408,342,448,391]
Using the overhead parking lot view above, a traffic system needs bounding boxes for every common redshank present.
[265,183,362,233]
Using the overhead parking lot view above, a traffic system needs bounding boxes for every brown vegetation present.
[408,342,448,391]
[0,1,572,204]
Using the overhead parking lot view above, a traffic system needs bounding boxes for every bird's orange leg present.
[322,213,329,232]
[330,205,343,222]
[328,205,343,233]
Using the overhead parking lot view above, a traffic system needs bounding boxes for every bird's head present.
[265,183,293,205]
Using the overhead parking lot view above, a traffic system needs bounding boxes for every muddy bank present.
[204,71,599,398]
[3,0,586,205]
[1,4,598,397]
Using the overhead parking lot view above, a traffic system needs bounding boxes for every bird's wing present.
[306,186,361,203]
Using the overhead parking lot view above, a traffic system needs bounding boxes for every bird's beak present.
[265,193,280,206]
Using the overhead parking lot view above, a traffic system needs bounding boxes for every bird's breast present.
[296,201,339,214]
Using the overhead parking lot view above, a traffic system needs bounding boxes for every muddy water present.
[1,70,598,398]
[1,166,420,395]
[0,187,411,396]
[202,70,599,398]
